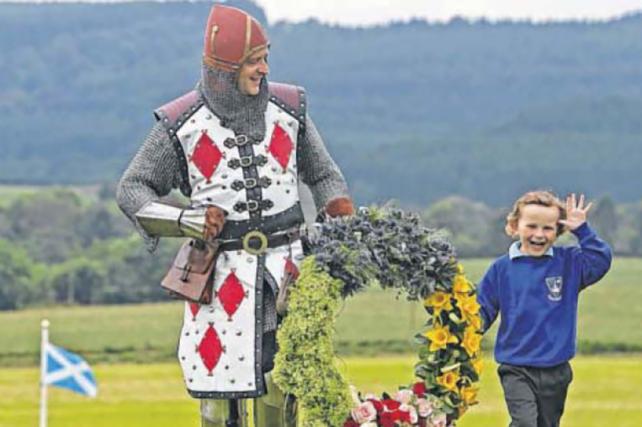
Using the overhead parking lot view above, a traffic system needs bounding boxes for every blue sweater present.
[477,223,612,367]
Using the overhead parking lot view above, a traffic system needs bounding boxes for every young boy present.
[477,191,612,427]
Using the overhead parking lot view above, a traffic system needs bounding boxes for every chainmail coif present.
[198,64,269,142]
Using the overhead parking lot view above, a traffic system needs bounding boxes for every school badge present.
[545,276,563,301]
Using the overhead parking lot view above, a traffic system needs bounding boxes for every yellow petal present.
[456,263,465,274]
[472,358,484,374]
[453,274,472,293]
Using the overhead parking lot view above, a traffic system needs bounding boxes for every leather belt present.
[218,203,304,240]
[219,229,300,256]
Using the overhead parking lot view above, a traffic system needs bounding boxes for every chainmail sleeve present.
[116,122,184,251]
[297,115,350,211]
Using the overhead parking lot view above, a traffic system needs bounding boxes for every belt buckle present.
[244,178,258,189]
[247,200,259,212]
[235,135,248,146]
[242,230,269,255]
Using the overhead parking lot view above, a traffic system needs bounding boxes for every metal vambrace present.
[135,201,207,240]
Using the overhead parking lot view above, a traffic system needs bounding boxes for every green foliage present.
[0,256,640,367]
[422,196,509,258]
[421,194,642,258]
[5,189,84,262]
[591,196,618,245]
[82,235,179,304]
[280,207,482,424]
[0,187,181,309]
[0,239,44,310]
[2,185,642,311]
[3,4,642,206]
[47,257,107,305]
[273,257,352,426]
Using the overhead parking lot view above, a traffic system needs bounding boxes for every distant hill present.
[493,95,642,134]
[2,1,642,205]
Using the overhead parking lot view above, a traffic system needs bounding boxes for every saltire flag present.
[43,343,98,398]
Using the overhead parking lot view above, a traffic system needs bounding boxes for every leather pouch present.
[161,239,218,304]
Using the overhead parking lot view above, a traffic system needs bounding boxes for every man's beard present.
[198,64,269,142]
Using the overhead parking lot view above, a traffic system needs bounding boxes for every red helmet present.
[203,4,269,72]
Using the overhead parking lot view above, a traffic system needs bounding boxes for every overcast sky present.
[6,0,642,26]
[256,0,642,26]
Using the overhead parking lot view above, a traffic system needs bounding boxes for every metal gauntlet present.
[135,202,207,240]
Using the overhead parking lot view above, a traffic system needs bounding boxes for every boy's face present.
[513,204,560,257]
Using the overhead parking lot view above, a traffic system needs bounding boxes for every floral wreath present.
[272,208,483,427]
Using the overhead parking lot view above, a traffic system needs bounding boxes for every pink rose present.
[351,401,377,424]
[395,389,414,405]
[416,398,433,418]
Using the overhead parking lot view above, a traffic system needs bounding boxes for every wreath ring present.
[272,208,484,427]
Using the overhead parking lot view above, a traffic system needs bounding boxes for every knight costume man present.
[116,4,353,427]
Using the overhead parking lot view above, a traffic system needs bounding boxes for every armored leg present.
[201,399,249,427]
[253,373,297,427]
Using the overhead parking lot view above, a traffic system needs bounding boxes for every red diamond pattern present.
[190,132,222,182]
[268,124,293,170]
[189,302,200,320]
[198,325,223,374]
[284,257,300,281]
[218,272,245,319]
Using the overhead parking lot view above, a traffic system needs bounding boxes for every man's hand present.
[559,193,592,231]
[204,206,226,240]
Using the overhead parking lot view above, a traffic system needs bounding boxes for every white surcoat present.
[159,89,306,398]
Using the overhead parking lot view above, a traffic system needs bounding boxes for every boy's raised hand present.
[559,193,592,231]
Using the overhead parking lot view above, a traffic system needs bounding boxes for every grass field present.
[1,257,641,426]
[1,257,640,366]
[1,355,640,427]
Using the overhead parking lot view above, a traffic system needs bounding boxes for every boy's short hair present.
[505,190,567,237]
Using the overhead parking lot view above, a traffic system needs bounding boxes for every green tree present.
[48,258,107,305]
[86,234,178,304]
[0,239,41,310]
[421,196,495,257]
[630,201,642,256]
[590,196,618,245]
[5,189,84,262]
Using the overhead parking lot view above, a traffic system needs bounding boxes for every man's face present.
[237,48,269,96]
[513,204,560,256]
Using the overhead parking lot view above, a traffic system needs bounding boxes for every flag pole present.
[40,319,49,427]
